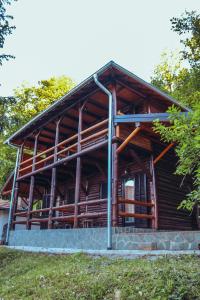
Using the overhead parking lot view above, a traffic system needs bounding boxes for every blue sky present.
[0,0,199,96]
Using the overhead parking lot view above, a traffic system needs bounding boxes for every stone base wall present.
[9,228,107,250]
[8,227,200,251]
[113,230,200,250]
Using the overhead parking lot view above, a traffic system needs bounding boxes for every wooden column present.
[150,155,158,229]
[26,132,40,229]
[74,103,85,228]
[48,119,61,229]
[111,83,118,226]
[10,144,24,230]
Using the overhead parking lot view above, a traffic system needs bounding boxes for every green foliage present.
[151,51,185,93]
[154,105,200,210]
[171,11,200,67]
[11,76,75,130]
[0,0,16,65]
[0,76,75,189]
[152,10,200,209]
[0,248,200,299]
[151,51,200,108]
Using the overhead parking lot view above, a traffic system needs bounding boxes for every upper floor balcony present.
[18,118,109,179]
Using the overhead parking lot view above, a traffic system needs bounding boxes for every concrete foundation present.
[8,227,200,251]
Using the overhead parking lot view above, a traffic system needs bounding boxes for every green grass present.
[0,248,200,300]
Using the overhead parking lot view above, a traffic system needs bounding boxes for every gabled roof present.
[6,61,190,146]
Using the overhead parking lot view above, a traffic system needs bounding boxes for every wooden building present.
[4,61,198,247]
[0,200,9,243]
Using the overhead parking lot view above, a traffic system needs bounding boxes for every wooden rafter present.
[116,126,141,154]
[153,143,174,165]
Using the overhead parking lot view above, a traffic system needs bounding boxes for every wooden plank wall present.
[56,154,152,228]
[154,144,197,230]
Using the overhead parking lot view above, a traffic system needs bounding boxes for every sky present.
[0,0,199,96]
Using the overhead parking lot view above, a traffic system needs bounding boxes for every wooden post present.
[48,119,61,229]
[111,83,118,226]
[74,102,85,228]
[10,144,24,230]
[26,132,40,229]
[150,155,158,229]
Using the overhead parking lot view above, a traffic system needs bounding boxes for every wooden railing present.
[18,119,108,177]
[13,198,107,225]
[118,197,155,220]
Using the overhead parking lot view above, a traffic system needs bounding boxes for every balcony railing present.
[13,198,107,225]
[18,118,108,178]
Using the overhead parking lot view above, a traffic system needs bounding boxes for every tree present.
[0,0,16,65]
[0,0,17,190]
[0,76,75,189]
[10,76,75,131]
[151,11,200,210]
[151,51,200,108]
[171,11,200,67]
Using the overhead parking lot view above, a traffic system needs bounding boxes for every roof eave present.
[5,61,116,146]
[5,60,191,145]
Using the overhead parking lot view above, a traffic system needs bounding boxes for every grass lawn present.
[0,247,200,299]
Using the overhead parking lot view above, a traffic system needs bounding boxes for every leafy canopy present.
[0,0,16,65]
[171,10,200,67]
[0,76,75,189]
[152,10,200,210]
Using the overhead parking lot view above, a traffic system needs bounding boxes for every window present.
[67,188,75,204]
[100,182,107,199]
[124,178,135,223]
[32,200,42,210]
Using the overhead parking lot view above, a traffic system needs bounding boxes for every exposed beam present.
[58,123,76,133]
[117,96,130,105]
[28,138,53,147]
[87,98,108,111]
[65,111,90,126]
[116,126,141,154]
[116,79,146,99]
[153,143,174,165]
[83,107,100,119]
[114,112,188,124]
[17,139,110,181]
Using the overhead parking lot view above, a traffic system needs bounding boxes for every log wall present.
[154,144,197,230]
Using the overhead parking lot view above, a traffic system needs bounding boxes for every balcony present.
[18,118,108,179]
